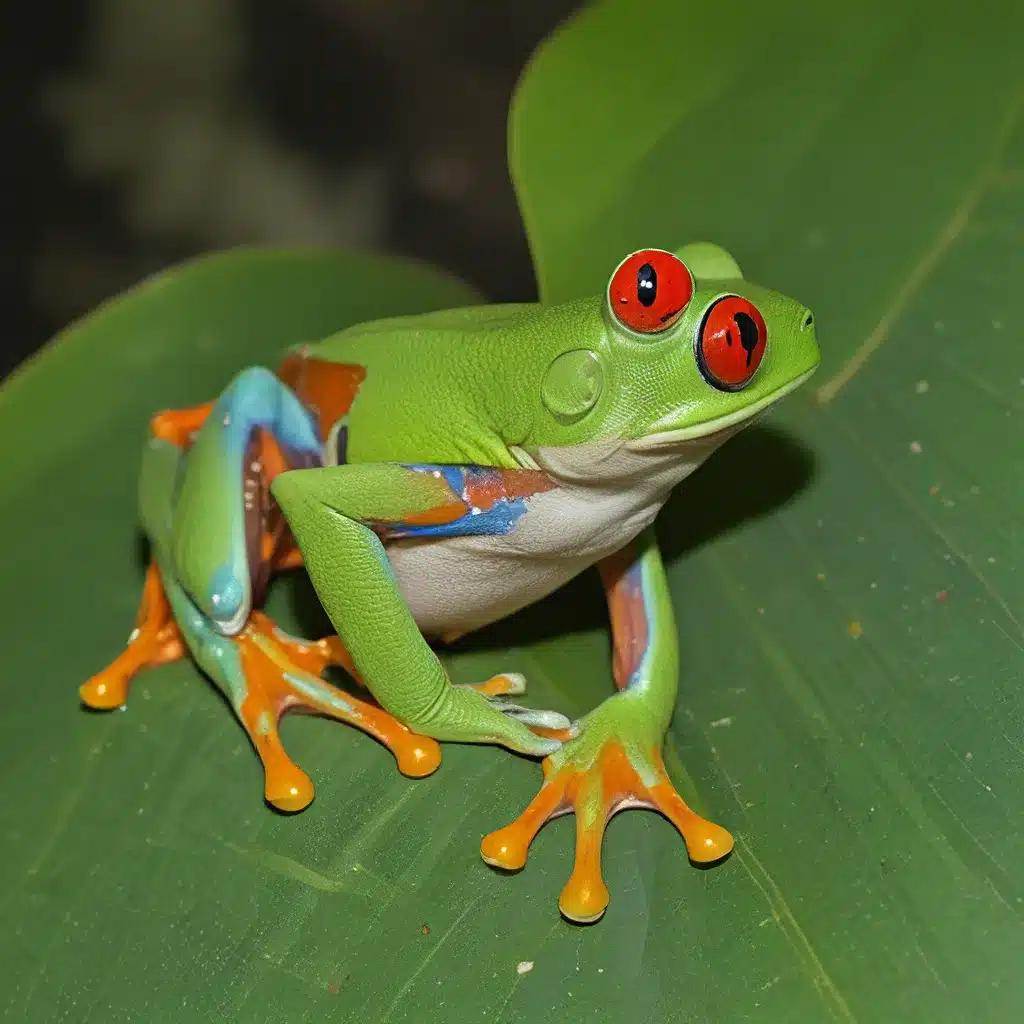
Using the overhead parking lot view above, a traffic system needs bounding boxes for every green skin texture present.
[142,241,821,791]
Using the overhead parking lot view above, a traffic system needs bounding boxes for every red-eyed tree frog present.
[80,242,820,923]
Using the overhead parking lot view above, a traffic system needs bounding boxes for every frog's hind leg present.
[77,428,307,713]
[79,401,215,710]
[79,561,186,709]
[79,373,442,810]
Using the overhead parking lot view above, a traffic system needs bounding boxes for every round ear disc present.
[541,350,604,423]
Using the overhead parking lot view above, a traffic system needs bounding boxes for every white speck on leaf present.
[516,961,534,975]
[909,441,922,454]
[915,380,929,393]
[710,717,734,728]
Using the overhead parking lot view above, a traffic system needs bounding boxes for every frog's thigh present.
[170,365,320,633]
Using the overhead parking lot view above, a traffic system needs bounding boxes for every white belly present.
[385,436,725,640]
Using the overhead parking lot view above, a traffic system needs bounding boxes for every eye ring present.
[695,295,768,391]
[608,248,694,335]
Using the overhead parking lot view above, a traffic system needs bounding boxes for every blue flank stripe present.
[385,463,532,539]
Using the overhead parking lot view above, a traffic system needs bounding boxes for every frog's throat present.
[627,365,817,450]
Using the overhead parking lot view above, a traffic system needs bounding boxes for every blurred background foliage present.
[4,0,577,379]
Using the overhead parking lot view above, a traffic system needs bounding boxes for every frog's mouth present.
[626,366,816,451]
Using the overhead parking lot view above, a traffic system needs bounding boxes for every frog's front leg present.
[271,464,569,758]
[479,527,734,923]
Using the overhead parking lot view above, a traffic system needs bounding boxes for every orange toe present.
[648,750,734,864]
[392,735,443,778]
[481,775,566,870]
[80,671,131,710]
[559,871,610,924]
[559,801,610,923]
[264,764,316,813]
[80,564,185,710]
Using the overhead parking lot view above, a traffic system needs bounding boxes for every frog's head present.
[531,244,820,458]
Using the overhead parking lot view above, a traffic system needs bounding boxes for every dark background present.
[2,0,580,380]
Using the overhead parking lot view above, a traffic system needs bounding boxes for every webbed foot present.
[480,694,733,923]
[230,612,444,810]
[79,562,444,811]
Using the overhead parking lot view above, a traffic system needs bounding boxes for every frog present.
[80,242,820,923]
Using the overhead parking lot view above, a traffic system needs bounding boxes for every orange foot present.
[231,612,443,810]
[80,562,185,709]
[480,709,733,923]
[79,562,443,811]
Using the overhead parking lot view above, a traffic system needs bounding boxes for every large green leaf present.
[510,0,1023,1021]
[3,1,1023,1020]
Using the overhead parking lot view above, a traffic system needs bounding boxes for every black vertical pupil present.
[734,311,760,366]
[636,263,657,307]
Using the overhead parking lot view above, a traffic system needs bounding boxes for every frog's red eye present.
[696,296,767,391]
[608,249,693,335]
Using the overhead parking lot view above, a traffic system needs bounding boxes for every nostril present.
[801,310,815,331]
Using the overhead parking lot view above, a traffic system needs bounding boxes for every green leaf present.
[508,0,1024,1020]
[4,0,1024,1019]
[0,248,500,1021]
